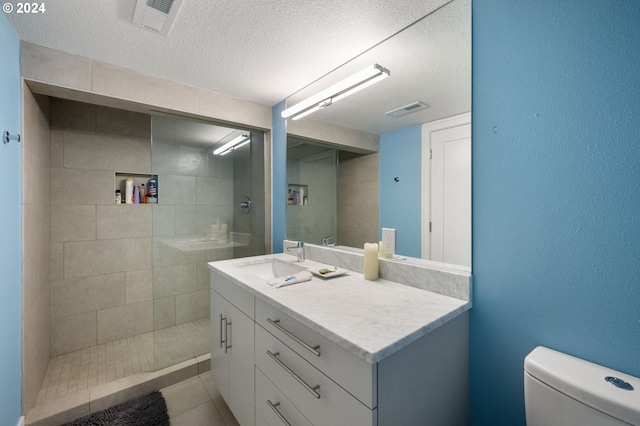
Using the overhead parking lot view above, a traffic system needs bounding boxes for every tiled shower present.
[286,137,378,248]
[22,90,266,415]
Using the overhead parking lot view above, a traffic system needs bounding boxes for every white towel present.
[267,271,313,288]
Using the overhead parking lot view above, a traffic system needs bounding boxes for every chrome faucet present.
[285,241,305,262]
[321,236,335,247]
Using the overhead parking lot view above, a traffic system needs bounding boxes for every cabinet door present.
[211,290,229,402]
[255,409,269,426]
[228,303,255,426]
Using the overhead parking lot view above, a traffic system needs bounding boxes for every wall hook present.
[3,131,21,145]
[394,177,400,182]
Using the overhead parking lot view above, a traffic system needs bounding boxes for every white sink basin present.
[237,259,304,280]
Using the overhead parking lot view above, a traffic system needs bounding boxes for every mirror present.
[284,0,471,268]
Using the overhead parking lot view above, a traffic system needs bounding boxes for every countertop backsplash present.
[289,240,472,302]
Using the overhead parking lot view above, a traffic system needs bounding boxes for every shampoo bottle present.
[147,178,158,203]
[125,178,134,204]
[133,185,140,204]
[140,184,146,204]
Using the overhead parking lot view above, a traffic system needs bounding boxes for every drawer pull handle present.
[267,400,292,426]
[267,318,321,357]
[267,350,321,399]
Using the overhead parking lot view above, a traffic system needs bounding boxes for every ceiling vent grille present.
[148,0,173,14]
[385,101,430,118]
[132,0,183,35]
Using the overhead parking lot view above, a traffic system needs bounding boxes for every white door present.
[422,114,471,267]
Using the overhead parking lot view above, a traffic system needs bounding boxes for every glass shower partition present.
[150,113,265,371]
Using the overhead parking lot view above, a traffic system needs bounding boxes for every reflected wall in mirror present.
[284,0,470,269]
[286,137,379,248]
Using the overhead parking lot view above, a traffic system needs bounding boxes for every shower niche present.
[287,183,309,205]
[114,172,157,204]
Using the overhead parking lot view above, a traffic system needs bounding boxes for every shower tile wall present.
[49,102,236,363]
[286,144,338,245]
[287,149,338,244]
[49,98,153,356]
[337,152,379,247]
[22,85,52,413]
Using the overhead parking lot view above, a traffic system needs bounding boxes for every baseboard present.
[17,415,25,426]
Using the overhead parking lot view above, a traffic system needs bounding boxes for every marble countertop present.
[208,253,470,364]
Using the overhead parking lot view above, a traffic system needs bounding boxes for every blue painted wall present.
[379,125,422,258]
[0,12,22,426]
[271,101,287,253]
[471,1,640,425]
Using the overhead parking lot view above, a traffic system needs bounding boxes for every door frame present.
[421,112,471,260]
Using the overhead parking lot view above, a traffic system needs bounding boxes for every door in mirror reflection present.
[425,115,471,267]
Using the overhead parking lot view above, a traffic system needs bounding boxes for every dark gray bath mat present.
[61,391,170,426]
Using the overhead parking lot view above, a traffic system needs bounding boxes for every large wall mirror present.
[284,0,471,269]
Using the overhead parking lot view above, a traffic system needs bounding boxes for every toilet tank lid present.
[525,346,640,425]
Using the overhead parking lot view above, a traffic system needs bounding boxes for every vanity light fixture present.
[214,134,250,156]
[281,64,390,120]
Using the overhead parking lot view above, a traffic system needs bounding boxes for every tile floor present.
[35,319,209,407]
[161,372,240,426]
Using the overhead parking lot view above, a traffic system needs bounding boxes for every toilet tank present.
[524,346,640,426]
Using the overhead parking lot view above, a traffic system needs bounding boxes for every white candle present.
[363,243,379,281]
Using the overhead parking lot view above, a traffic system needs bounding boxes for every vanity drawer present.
[255,298,376,409]
[255,325,375,426]
[255,366,313,426]
[211,270,254,318]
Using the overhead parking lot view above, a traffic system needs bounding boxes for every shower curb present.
[25,353,210,426]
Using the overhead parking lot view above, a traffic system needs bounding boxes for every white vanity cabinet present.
[254,298,468,426]
[211,270,255,426]
[210,255,470,426]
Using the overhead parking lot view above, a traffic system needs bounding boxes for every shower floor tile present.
[35,318,210,408]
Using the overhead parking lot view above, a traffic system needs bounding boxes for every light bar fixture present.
[213,134,250,156]
[281,64,390,120]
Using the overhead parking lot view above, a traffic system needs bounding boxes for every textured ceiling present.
[9,0,451,108]
[287,0,470,135]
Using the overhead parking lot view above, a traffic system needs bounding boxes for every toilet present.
[524,346,640,426]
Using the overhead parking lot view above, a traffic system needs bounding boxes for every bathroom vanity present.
[209,251,471,426]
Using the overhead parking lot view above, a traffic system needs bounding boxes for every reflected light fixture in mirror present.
[213,134,250,156]
[281,64,390,120]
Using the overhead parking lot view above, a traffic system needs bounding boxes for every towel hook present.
[3,131,21,145]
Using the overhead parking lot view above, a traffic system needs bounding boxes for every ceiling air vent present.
[132,0,184,35]
[385,101,430,118]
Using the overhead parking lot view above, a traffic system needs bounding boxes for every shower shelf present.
[287,183,308,206]
[115,172,157,204]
